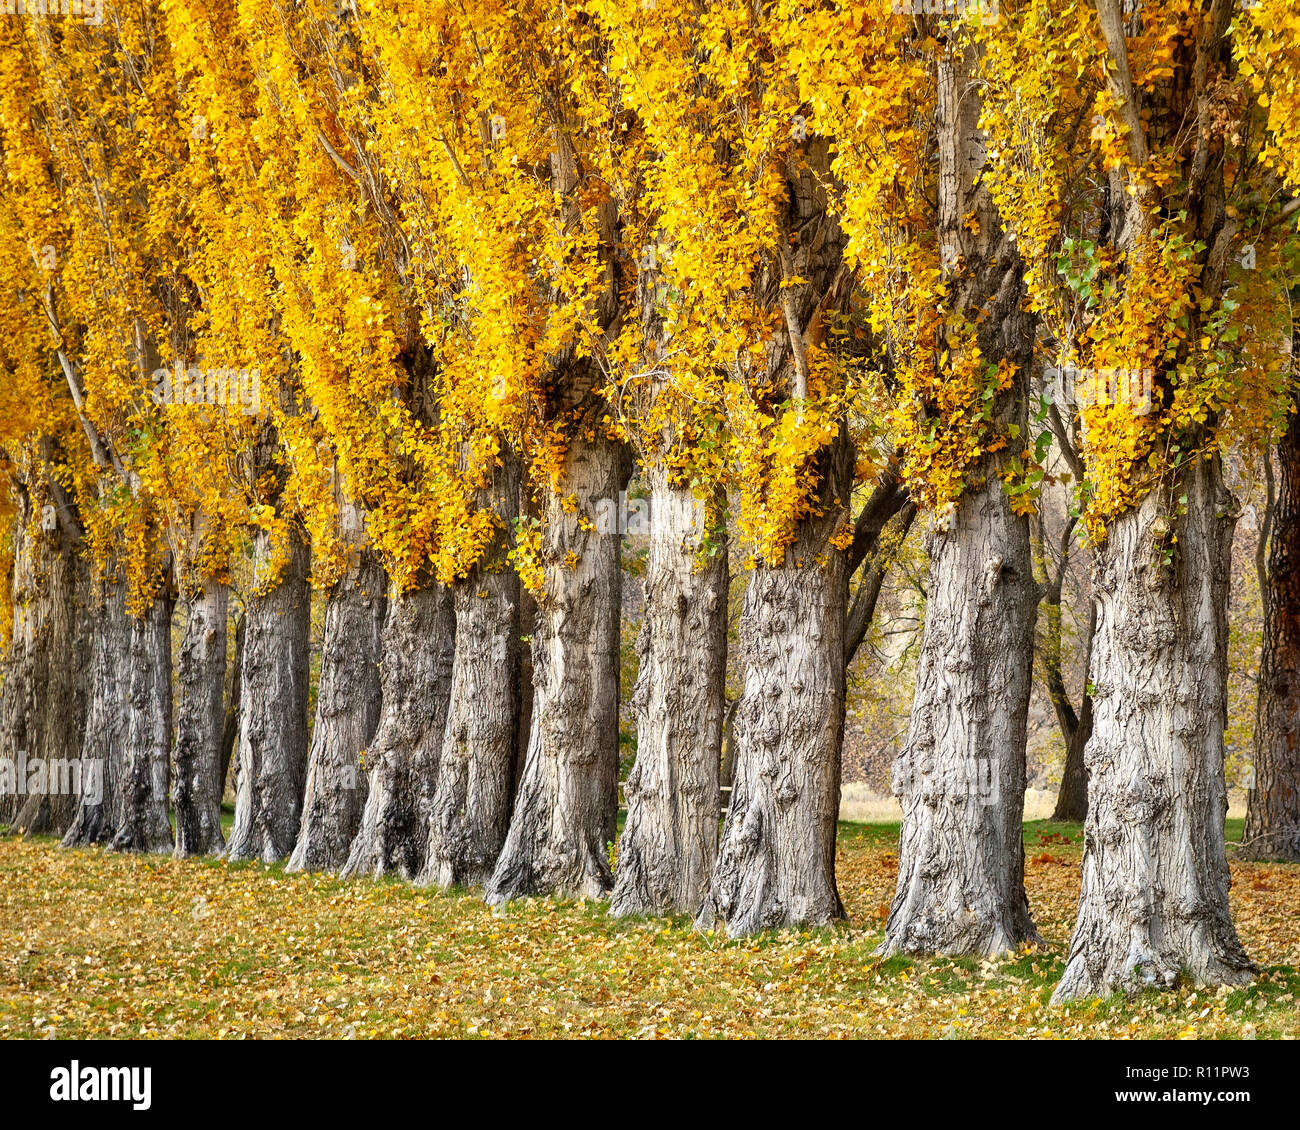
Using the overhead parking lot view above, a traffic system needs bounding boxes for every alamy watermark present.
[892,756,1000,807]
[593,490,707,537]
[0,752,102,804]
[1,0,102,25]
[1046,363,1154,416]
[50,1062,151,1111]
[890,0,1000,24]
[151,361,262,415]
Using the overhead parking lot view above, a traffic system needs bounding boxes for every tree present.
[655,3,871,936]
[289,492,386,873]
[0,196,90,836]
[982,0,1280,999]
[780,4,1043,955]
[1236,0,1300,863]
[590,0,730,919]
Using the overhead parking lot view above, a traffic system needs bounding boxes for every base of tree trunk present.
[1242,404,1300,862]
[226,530,312,863]
[698,438,851,937]
[111,589,175,854]
[172,580,228,857]
[341,583,455,881]
[610,475,726,919]
[484,428,628,905]
[2,496,90,836]
[422,450,522,891]
[288,552,386,873]
[61,580,130,848]
[881,472,1042,958]
[1053,457,1254,1001]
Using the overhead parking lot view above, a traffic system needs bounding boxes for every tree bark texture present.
[341,583,455,881]
[880,31,1041,958]
[226,528,312,863]
[110,585,175,853]
[701,436,852,936]
[1053,455,1254,1000]
[60,579,129,847]
[172,579,228,857]
[2,489,89,836]
[485,427,629,905]
[1243,401,1300,861]
[610,469,728,918]
[288,547,387,873]
[422,450,522,890]
[881,472,1041,956]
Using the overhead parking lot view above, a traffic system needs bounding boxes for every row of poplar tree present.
[2,0,1300,1004]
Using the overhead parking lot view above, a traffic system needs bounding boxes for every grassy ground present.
[2,818,1298,1039]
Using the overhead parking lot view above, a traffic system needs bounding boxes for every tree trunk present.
[226,529,312,863]
[1053,454,1254,1000]
[341,583,455,881]
[422,451,522,890]
[1242,403,1300,861]
[111,586,175,853]
[218,612,245,804]
[0,521,33,829]
[172,579,228,857]
[699,435,852,936]
[288,548,387,873]
[1051,697,1093,824]
[485,428,629,904]
[514,588,536,802]
[1050,595,1095,825]
[610,472,728,918]
[2,493,89,836]
[881,471,1041,956]
[59,580,129,846]
[880,30,1042,958]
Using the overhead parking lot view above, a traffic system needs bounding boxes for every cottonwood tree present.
[171,0,442,870]
[1235,0,1300,863]
[0,190,91,836]
[0,10,208,852]
[587,0,731,919]
[598,1,888,936]
[982,0,1283,998]
[346,0,634,901]
[787,3,1042,955]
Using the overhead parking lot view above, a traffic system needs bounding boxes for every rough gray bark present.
[1242,397,1300,861]
[111,585,175,854]
[421,450,522,890]
[2,483,89,836]
[1053,455,1254,1000]
[700,436,853,936]
[697,131,855,937]
[513,588,536,802]
[1049,599,1095,825]
[218,612,245,804]
[485,427,629,904]
[288,546,387,873]
[610,470,728,918]
[1049,0,1254,1000]
[879,29,1041,958]
[172,578,228,857]
[882,472,1040,956]
[61,579,130,847]
[341,583,455,881]
[226,528,312,863]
